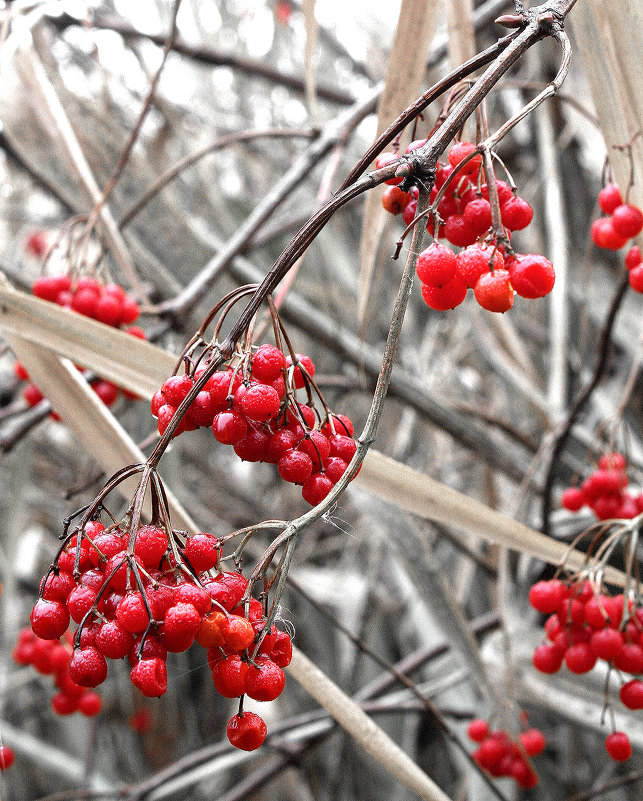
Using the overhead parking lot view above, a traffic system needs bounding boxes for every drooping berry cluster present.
[467,718,544,789]
[529,577,642,761]
[151,344,358,507]
[14,276,145,413]
[560,452,642,520]
[378,140,555,313]
[30,518,292,750]
[12,626,102,717]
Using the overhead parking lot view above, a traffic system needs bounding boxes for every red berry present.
[23,384,44,407]
[302,474,334,506]
[120,296,140,325]
[161,375,194,407]
[474,269,514,313]
[625,245,641,270]
[51,692,79,716]
[0,745,15,771]
[591,217,628,250]
[628,264,643,293]
[116,593,150,634]
[220,615,255,651]
[611,204,643,238]
[420,275,467,310]
[463,197,492,235]
[529,580,566,614]
[226,711,267,751]
[447,141,481,175]
[94,293,123,326]
[286,354,315,389]
[239,384,281,422]
[212,654,248,698]
[78,691,102,716]
[467,718,490,743]
[416,243,457,287]
[444,214,477,247]
[455,244,504,289]
[251,344,286,381]
[278,450,314,484]
[501,196,533,230]
[134,525,168,568]
[270,630,293,667]
[68,647,108,687]
[507,253,555,298]
[30,599,70,639]
[605,731,632,762]
[185,532,221,572]
[619,679,643,710]
[204,571,248,612]
[519,728,546,756]
[95,620,134,659]
[564,642,597,674]
[244,656,285,701]
[613,643,643,674]
[212,410,247,444]
[598,183,623,215]
[532,643,563,673]
[561,487,585,512]
[381,185,411,214]
[130,657,168,697]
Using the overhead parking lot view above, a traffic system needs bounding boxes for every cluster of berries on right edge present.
[378,140,556,313]
[467,717,544,789]
[561,452,643,520]
[151,344,358,507]
[529,577,641,762]
[591,182,643,293]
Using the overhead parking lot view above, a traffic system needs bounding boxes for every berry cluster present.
[378,140,555,312]
[590,183,643,294]
[466,718,544,789]
[30,519,292,751]
[560,452,642,520]
[151,344,358,507]
[529,577,642,761]
[15,276,145,413]
[12,626,102,717]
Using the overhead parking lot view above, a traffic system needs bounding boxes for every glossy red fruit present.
[507,254,555,298]
[212,410,247,444]
[226,711,267,751]
[185,532,221,572]
[244,656,286,701]
[212,654,249,698]
[611,204,643,238]
[532,643,563,673]
[30,599,70,639]
[605,731,632,761]
[625,245,641,270]
[455,244,504,289]
[598,183,623,214]
[278,450,313,484]
[381,185,412,214]
[286,354,315,388]
[619,679,643,710]
[473,269,514,313]
[591,218,628,250]
[501,196,533,230]
[447,141,481,175]
[628,264,643,293]
[416,242,457,287]
[519,728,546,756]
[529,580,565,614]
[420,275,467,311]
[68,647,108,687]
[467,718,490,743]
[130,657,168,697]
[302,474,334,506]
[251,344,286,381]
[0,745,15,771]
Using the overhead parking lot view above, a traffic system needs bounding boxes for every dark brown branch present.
[541,273,630,536]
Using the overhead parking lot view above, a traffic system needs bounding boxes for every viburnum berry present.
[251,344,286,381]
[128,634,167,667]
[448,141,481,175]
[239,384,281,422]
[591,217,628,250]
[564,642,597,674]
[161,375,194,407]
[474,269,514,313]
[415,242,457,287]
[78,691,102,717]
[95,620,134,659]
[212,410,248,444]
[212,654,249,698]
[625,245,641,270]
[184,532,220,572]
[532,643,563,673]
[134,525,168,568]
[529,580,566,614]
[628,264,643,293]
[0,745,15,771]
[204,571,248,612]
[561,487,585,512]
[519,729,546,756]
[244,656,285,701]
[278,450,313,484]
[226,711,267,751]
[130,657,168,697]
[455,244,504,289]
[286,354,315,388]
[420,275,467,310]
[598,183,624,214]
[507,254,555,298]
[444,214,477,247]
[605,731,632,762]
[381,185,412,214]
[68,647,108,687]
[467,718,490,743]
[302,474,334,506]
[463,197,492,235]
[30,599,70,640]
[116,593,150,634]
[619,679,643,710]
[221,615,255,651]
[501,196,533,230]
[611,203,643,238]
